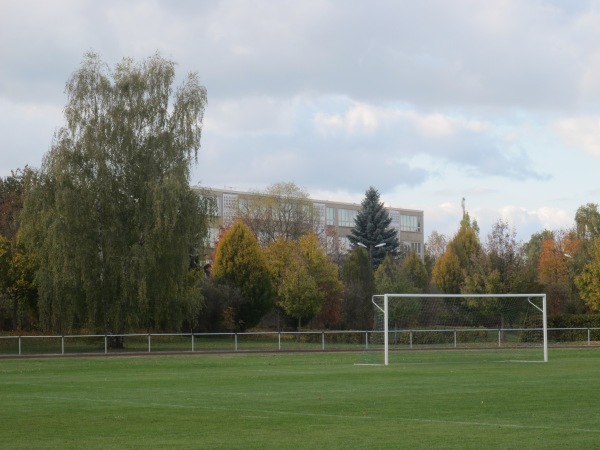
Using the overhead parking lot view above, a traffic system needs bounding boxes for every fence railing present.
[1,327,599,357]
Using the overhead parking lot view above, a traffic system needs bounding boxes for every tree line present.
[2,52,600,338]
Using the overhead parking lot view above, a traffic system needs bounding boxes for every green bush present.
[548,314,600,343]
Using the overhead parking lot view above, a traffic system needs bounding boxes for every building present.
[197,187,424,259]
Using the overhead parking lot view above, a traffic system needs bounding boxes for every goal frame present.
[373,293,548,365]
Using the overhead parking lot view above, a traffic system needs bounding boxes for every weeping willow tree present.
[21,52,210,339]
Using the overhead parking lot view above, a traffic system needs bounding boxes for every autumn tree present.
[533,229,584,314]
[299,233,343,329]
[524,230,553,288]
[238,182,321,246]
[452,213,482,272]
[20,52,209,336]
[212,220,274,329]
[484,220,534,293]
[0,236,38,331]
[575,203,600,242]
[424,230,448,279]
[265,238,315,329]
[575,236,600,311]
[348,186,400,269]
[0,168,27,241]
[538,236,569,314]
[0,236,13,329]
[432,212,482,294]
[0,169,38,331]
[431,246,463,293]
[265,233,342,330]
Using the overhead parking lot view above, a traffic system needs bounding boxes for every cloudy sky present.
[2,0,600,242]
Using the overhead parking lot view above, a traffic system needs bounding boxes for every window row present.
[202,193,421,233]
[400,214,421,232]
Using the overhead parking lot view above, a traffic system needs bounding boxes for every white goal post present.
[372,293,548,365]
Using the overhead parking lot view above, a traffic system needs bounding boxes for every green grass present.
[1,349,599,449]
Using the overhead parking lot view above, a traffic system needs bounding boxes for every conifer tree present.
[348,186,400,269]
[432,212,482,294]
[212,220,274,329]
[341,247,374,329]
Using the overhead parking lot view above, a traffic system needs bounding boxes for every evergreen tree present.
[431,212,482,294]
[341,247,374,329]
[431,245,463,294]
[348,187,400,269]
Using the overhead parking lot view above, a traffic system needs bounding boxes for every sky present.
[2,0,600,243]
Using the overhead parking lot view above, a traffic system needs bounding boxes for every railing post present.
[235,333,238,351]
[453,330,457,348]
[105,335,108,354]
[588,328,591,346]
[18,336,21,356]
[148,334,151,353]
[192,333,195,352]
[322,332,325,351]
[62,335,65,355]
[278,332,281,351]
[365,332,369,350]
[410,331,413,348]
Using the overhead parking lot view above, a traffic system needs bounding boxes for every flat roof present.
[196,186,423,215]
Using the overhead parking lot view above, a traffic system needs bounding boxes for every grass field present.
[1,348,599,449]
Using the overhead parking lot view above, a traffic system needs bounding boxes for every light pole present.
[357,242,386,268]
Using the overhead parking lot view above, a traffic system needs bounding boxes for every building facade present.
[197,187,424,259]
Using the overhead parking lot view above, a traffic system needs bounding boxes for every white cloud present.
[313,101,487,138]
[205,96,296,136]
[554,116,600,157]
[314,102,391,136]
[532,206,573,231]
[3,0,600,243]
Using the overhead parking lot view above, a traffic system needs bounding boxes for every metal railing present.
[0,327,599,357]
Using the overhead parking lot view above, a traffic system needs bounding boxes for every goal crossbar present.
[372,293,548,365]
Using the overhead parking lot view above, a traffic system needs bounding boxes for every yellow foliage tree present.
[575,236,600,311]
[212,220,273,329]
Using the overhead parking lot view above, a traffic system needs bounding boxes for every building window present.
[389,209,401,230]
[206,227,220,248]
[338,209,357,227]
[222,193,238,225]
[401,214,421,232]
[199,195,221,217]
[339,237,351,253]
[326,207,335,226]
[326,235,335,254]
[404,241,422,257]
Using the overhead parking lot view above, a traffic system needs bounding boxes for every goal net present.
[369,293,547,365]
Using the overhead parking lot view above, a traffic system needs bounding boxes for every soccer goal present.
[371,293,547,365]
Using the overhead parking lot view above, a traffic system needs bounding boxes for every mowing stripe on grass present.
[27,394,600,435]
